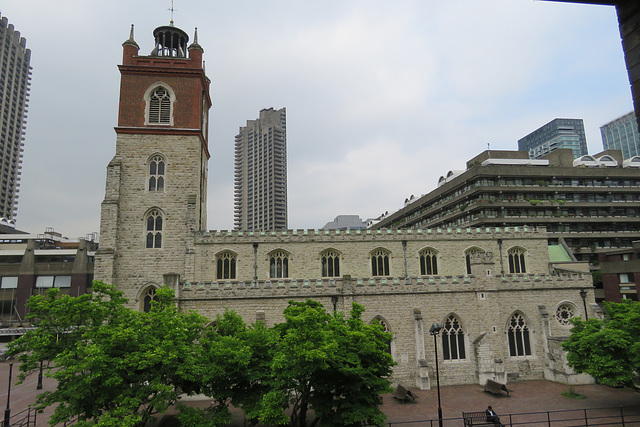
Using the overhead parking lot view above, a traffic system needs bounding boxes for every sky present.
[0,0,633,239]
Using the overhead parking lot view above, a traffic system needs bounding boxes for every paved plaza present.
[2,358,639,426]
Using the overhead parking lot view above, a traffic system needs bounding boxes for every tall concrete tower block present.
[0,14,32,222]
[234,107,287,231]
[95,24,211,308]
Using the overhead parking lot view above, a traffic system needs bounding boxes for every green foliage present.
[260,300,395,427]
[562,300,640,391]
[8,282,209,426]
[10,287,395,426]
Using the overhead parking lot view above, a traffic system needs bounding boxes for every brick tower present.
[95,23,211,309]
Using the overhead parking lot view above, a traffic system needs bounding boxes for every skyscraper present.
[517,118,587,159]
[234,107,287,231]
[600,111,640,159]
[0,14,31,221]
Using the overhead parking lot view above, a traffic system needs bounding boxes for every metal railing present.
[370,406,640,427]
[2,407,37,427]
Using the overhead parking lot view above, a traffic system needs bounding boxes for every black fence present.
[373,406,640,427]
[3,407,37,427]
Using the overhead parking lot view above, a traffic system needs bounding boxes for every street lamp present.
[3,361,13,427]
[579,289,589,321]
[429,322,443,427]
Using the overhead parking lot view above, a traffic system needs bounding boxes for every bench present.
[483,379,510,397]
[392,384,416,403]
[462,411,495,426]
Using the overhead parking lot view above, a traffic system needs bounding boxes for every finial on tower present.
[169,0,176,26]
[122,23,140,50]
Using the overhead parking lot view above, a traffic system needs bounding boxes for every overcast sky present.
[1,0,633,239]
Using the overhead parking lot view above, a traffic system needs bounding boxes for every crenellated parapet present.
[178,271,590,300]
[194,226,544,244]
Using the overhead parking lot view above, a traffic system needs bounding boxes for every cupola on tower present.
[95,22,211,308]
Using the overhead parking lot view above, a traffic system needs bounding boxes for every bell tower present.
[95,23,211,307]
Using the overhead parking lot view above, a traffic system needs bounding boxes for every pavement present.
[1,358,640,426]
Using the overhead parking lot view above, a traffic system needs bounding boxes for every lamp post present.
[579,289,589,321]
[3,361,13,427]
[429,322,443,427]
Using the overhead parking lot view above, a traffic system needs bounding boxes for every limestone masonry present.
[95,22,596,390]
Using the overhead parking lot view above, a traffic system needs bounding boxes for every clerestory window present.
[216,251,237,280]
[269,250,289,279]
[508,247,526,274]
[419,248,438,275]
[321,249,341,278]
[371,249,390,277]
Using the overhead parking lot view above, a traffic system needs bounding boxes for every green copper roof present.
[549,245,573,262]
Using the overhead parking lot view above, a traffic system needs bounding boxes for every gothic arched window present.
[145,209,163,249]
[321,249,341,278]
[148,155,165,192]
[269,250,289,279]
[419,248,438,275]
[371,249,390,277]
[508,247,526,273]
[507,312,531,356]
[141,286,158,313]
[148,86,172,124]
[216,251,237,280]
[442,315,466,360]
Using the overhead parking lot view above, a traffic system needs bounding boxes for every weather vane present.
[168,0,176,25]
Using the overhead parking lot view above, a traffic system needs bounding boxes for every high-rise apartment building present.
[0,14,31,221]
[518,118,587,159]
[234,107,287,231]
[600,111,640,159]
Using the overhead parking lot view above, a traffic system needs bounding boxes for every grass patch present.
[562,385,586,400]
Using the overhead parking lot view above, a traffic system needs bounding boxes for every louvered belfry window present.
[149,86,171,124]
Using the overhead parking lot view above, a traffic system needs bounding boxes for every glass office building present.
[600,111,640,159]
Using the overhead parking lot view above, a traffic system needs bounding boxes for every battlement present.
[194,226,545,244]
[178,271,589,299]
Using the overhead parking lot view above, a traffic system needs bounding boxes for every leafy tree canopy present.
[562,300,640,392]
[8,282,210,426]
[259,300,395,427]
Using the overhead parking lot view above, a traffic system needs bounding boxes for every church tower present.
[95,23,211,309]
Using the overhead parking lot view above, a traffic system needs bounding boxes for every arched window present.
[465,247,485,275]
[145,209,163,249]
[508,247,526,274]
[371,315,393,355]
[507,312,531,356]
[148,86,172,124]
[555,303,576,326]
[148,155,165,192]
[371,249,390,277]
[321,249,341,278]
[141,286,158,313]
[442,315,466,360]
[216,251,237,280]
[419,248,438,275]
[269,250,289,279]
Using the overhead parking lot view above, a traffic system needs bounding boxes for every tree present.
[562,300,640,392]
[259,300,395,427]
[8,282,209,426]
[177,309,276,426]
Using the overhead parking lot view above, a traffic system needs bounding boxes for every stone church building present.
[95,22,596,390]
